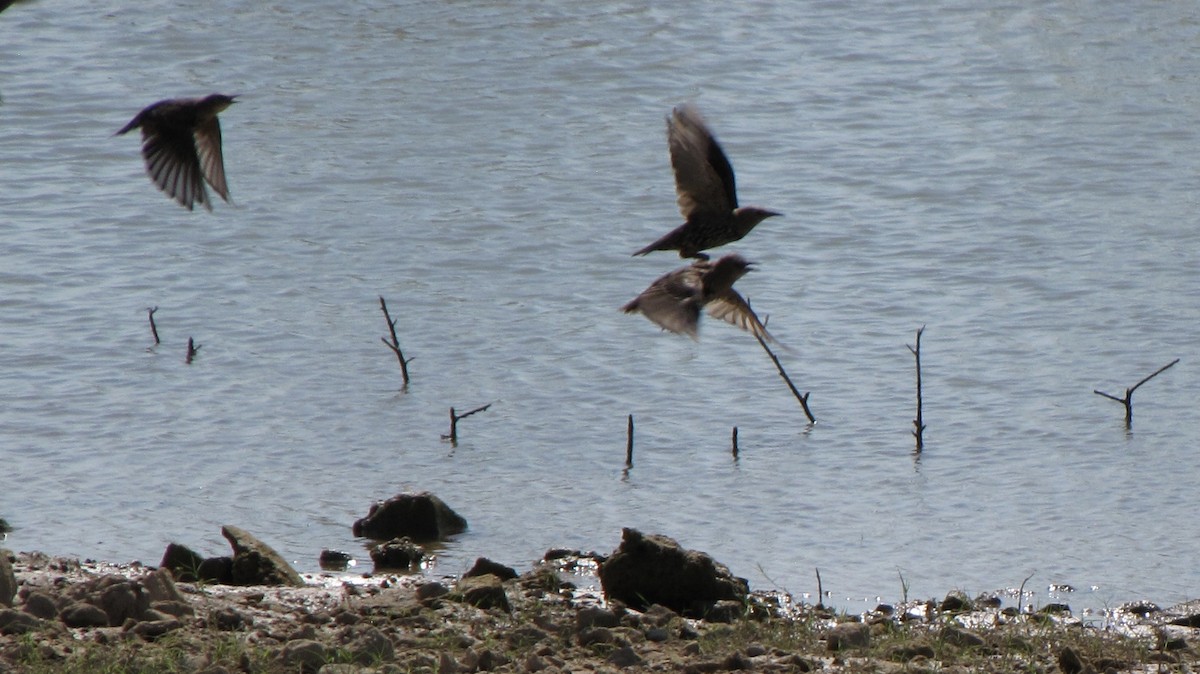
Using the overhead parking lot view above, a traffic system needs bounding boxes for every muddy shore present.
[2,548,1199,674]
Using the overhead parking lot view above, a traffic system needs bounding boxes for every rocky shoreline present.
[3,540,1200,673]
[3,496,1200,673]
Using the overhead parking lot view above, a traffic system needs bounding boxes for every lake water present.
[2,0,1199,617]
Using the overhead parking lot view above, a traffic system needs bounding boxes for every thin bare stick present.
[378,296,412,387]
[731,426,739,460]
[625,414,634,468]
[815,567,825,610]
[442,403,493,445]
[1016,571,1036,615]
[185,337,200,364]
[907,325,926,452]
[146,306,160,345]
[1093,358,1179,427]
[754,332,815,423]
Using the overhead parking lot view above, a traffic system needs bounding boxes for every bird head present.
[201,93,238,113]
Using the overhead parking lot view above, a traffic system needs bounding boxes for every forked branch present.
[378,296,412,387]
[1093,358,1179,427]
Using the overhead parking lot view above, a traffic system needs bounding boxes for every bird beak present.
[765,210,782,218]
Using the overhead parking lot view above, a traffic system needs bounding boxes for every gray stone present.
[61,602,111,628]
[129,618,182,640]
[415,581,448,601]
[151,599,194,618]
[942,625,985,647]
[826,622,870,651]
[348,626,394,664]
[352,492,468,542]
[597,528,748,618]
[0,550,14,608]
[98,579,149,625]
[453,575,510,612]
[576,606,619,630]
[22,591,58,619]
[279,639,328,674]
[607,645,644,668]
[0,608,44,635]
[221,525,305,587]
[142,567,186,603]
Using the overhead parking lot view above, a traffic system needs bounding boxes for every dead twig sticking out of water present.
[625,414,634,469]
[815,567,825,610]
[1016,571,1036,615]
[907,325,927,452]
[1093,358,1179,428]
[754,331,815,424]
[442,403,492,446]
[147,306,160,345]
[185,337,200,364]
[378,296,412,388]
[731,426,739,460]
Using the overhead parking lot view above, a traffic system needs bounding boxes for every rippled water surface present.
[2,0,1199,614]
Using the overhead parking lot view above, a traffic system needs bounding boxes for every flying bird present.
[622,253,773,341]
[633,105,780,259]
[116,93,237,211]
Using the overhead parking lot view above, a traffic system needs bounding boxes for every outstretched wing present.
[140,125,210,211]
[624,265,705,338]
[705,290,774,342]
[668,105,737,220]
[195,116,230,203]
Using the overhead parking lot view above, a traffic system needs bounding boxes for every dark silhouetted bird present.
[633,105,780,259]
[116,94,236,211]
[622,253,773,341]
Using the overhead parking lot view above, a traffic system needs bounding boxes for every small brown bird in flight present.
[633,105,780,259]
[622,253,773,341]
[117,94,236,211]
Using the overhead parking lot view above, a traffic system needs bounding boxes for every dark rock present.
[825,622,870,651]
[0,549,14,608]
[1040,602,1072,615]
[160,543,207,582]
[723,651,754,670]
[415,581,449,601]
[1168,613,1200,628]
[597,528,748,617]
[368,537,425,571]
[318,549,354,571]
[888,643,935,661]
[577,626,615,646]
[129,618,182,640]
[941,625,985,647]
[453,574,510,612]
[0,518,9,533]
[61,602,111,628]
[576,606,619,630]
[0,608,44,635]
[221,525,305,587]
[98,578,149,625]
[702,599,744,623]
[347,626,394,664]
[210,606,251,631]
[198,556,234,584]
[464,557,518,581]
[1057,646,1093,674]
[279,639,327,674]
[22,591,58,619]
[151,600,194,618]
[608,645,644,668]
[939,591,972,613]
[351,492,468,542]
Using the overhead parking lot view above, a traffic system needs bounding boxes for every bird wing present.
[195,116,230,203]
[141,126,211,211]
[668,105,738,219]
[705,290,774,342]
[626,266,705,337]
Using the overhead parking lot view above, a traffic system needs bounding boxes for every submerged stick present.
[185,337,200,364]
[625,414,634,468]
[146,306,160,345]
[731,426,739,460]
[1093,358,1179,427]
[378,296,412,387]
[907,326,927,452]
[815,567,825,610]
[442,403,493,445]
